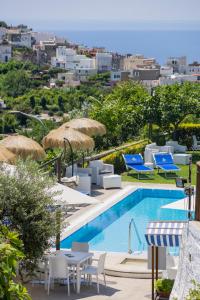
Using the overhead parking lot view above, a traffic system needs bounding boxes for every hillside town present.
[0,22,200,90]
[1,15,200,300]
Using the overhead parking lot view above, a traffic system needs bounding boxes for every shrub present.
[0,226,31,299]
[185,280,200,300]
[102,139,148,174]
[51,104,59,112]
[155,279,174,294]
[0,160,57,276]
[174,123,200,149]
[48,110,54,116]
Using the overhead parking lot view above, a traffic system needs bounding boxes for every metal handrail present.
[128,218,143,254]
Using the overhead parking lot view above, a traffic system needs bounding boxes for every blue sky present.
[2,0,200,30]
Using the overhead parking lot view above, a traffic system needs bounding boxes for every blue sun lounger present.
[153,153,180,178]
[123,154,154,179]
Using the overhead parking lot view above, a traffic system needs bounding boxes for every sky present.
[1,0,200,30]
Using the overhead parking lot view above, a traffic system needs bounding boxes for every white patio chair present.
[74,175,91,195]
[81,252,107,294]
[192,135,200,150]
[47,255,73,296]
[89,160,114,185]
[166,140,187,153]
[65,164,92,178]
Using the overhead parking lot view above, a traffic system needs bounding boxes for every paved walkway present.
[27,276,151,300]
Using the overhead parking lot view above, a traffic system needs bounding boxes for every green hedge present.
[102,139,149,174]
[175,124,200,149]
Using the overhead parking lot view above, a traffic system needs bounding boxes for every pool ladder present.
[128,218,144,254]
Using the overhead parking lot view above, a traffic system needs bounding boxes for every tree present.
[90,81,149,147]
[0,160,57,274]
[0,70,31,97]
[0,21,7,28]
[29,96,35,109]
[150,82,200,137]
[0,226,31,300]
[40,96,47,109]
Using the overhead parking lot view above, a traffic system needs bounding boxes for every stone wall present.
[170,221,200,299]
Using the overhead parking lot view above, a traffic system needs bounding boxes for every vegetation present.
[155,278,174,295]
[0,226,31,300]
[90,81,150,147]
[0,160,57,275]
[1,59,200,153]
[175,123,200,149]
[185,280,200,300]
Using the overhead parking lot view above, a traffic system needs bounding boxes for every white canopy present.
[49,183,99,206]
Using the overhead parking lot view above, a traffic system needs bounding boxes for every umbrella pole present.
[152,246,155,300]
[156,246,158,280]
[82,153,85,168]
[64,138,74,176]
[55,208,61,250]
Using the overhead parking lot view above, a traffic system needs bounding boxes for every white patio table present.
[48,250,93,294]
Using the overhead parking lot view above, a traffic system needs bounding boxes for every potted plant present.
[155,278,174,298]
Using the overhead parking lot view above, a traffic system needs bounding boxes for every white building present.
[0,42,12,62]
[160,66,174,77]
[159,74,199,85]
[166,56,187,74]
[186,63,200,75]
[96,52,112,72]
[51,46,97,79]
[7,29,32,48]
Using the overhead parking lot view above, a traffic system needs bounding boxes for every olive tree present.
[0,160,57,275]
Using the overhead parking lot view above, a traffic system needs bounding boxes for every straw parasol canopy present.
[42,127,95,151]
[0,144,16,164]
[60,118,106,137]
[0,135,46,160]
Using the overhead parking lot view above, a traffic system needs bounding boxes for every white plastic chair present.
[81,252,107,294]
[89,160,114,185]
[74,175,91,195]
[72,242,89,252]
[166,140,187,153]
[47,255,73,296]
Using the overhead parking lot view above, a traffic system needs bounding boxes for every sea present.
[53,30,200,64]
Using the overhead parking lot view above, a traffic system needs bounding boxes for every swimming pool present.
[61,189,188,252]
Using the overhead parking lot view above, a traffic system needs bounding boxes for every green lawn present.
[122,151,200,185]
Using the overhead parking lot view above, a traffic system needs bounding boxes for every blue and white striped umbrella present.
[145,221,187,247]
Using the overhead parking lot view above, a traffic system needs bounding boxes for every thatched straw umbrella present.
[0,144,16,164]
[42,127,95,176]
[60,118,106,137]
[0,135,46,161]
[43,127,94,151]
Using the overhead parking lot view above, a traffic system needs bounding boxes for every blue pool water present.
[61,189,188,252]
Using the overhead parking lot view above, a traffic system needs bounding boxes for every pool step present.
[104,252,162,279]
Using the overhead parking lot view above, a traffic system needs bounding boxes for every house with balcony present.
[51,46,97,81]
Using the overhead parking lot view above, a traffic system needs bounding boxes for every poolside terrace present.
[27,181,190,300]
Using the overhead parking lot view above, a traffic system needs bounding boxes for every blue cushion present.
[157,164,180,171]
[127,164,153,172]
[154,153,174,165]
[123,154,143,165]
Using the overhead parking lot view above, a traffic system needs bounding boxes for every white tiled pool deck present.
[27,276,151,300]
